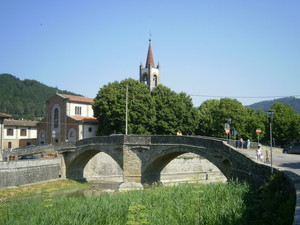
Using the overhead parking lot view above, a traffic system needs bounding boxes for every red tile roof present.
[71,116,98,123]
[4,119,37,127]
[59,94,94,104]
[0,113,12,118]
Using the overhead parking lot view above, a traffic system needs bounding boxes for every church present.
[139,38,160,90]
[37,39,160,144]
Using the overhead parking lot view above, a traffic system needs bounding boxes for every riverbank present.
[0,175,295,225]
[0,179,90,202]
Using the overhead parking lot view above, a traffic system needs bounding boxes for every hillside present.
[0,74,81,119]
[247,97,300,114]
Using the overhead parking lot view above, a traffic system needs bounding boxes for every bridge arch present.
[140,144,232,185]
[60,144,124,181]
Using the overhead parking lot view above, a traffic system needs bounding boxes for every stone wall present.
[0,158,61,188]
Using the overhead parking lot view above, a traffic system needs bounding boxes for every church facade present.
[37,94,98,144]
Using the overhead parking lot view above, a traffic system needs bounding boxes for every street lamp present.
[267,110,275,173]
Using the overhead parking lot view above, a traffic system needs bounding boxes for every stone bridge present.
[49,135,274,190]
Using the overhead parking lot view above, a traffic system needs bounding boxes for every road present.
[237,148,300,179]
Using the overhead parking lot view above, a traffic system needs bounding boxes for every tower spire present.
[139,36,160,91]
[145,38,155,68]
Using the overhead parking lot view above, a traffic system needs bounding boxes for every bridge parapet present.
[76,136,125,146]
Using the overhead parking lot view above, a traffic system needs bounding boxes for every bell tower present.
[139,38,160,90]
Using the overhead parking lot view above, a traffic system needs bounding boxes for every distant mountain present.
[0,73,81,119]
[247,97,300,114]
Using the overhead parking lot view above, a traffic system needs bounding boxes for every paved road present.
[237,148,300,180]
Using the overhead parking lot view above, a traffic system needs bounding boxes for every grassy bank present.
[0,175,295,225]
[0,179,90,202]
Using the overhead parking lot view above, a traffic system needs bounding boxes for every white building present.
[3,119,37,149]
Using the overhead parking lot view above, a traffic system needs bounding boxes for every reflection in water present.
[66,182,121,198]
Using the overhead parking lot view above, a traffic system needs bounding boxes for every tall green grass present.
[1,177,295,225]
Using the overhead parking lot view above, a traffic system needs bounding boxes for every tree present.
[93,80,199,135]
[151,85,199,135]
[243,108,266,143]
[198,98,249,139]
[197,99,219,136]
[269,102,298,147]
[93,79,155,135]
[197,98,267,144]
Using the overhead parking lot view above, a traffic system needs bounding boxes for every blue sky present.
[1,0,299,106]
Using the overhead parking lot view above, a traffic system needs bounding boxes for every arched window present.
[8,142,12,148]
[54,108,59,128]
[143,75,147,84]
[68,128,76,142]
[153,75,157,87]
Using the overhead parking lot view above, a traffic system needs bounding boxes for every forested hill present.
[247,97,300,114]
[0,73,81,119]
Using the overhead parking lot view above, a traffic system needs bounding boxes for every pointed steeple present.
[139,37,160,91]
[145,39,155,68]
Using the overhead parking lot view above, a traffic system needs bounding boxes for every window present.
[153,75,157,87]
[143,75,147,84]
[20,129,27,136]
[75,106,82,115]
[68,128,76,142]
[7,128,13,136]
[88,127,93,132]
[8,142,12,148]
[54,108,59,128]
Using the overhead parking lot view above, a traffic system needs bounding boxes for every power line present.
[189,94,300,99]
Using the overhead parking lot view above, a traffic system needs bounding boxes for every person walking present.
[247,139,251,150]
[240,138,244,149]
[256,145,262,160]
[265,150,270,163]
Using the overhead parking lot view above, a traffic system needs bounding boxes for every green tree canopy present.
[93,80,199,135]
[93,79,155,135]
[269,102,299,146]
[198,98,266,142]
[151,85,199,135]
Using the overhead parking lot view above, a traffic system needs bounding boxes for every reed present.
[1,177,294,225]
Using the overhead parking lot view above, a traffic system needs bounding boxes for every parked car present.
[283,142,300,154]
[12,147,22,151]
[20,155,36,160]
[26,145,36,149]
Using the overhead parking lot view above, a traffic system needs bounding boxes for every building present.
[139,38,160,90]
[3,119,37,149]
[37,93,98,144]
[0,112,12,149]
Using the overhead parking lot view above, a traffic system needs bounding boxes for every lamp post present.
[267,110,275,173]
[125,84,128,135]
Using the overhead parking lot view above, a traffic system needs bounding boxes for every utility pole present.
[125,84,128,135]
